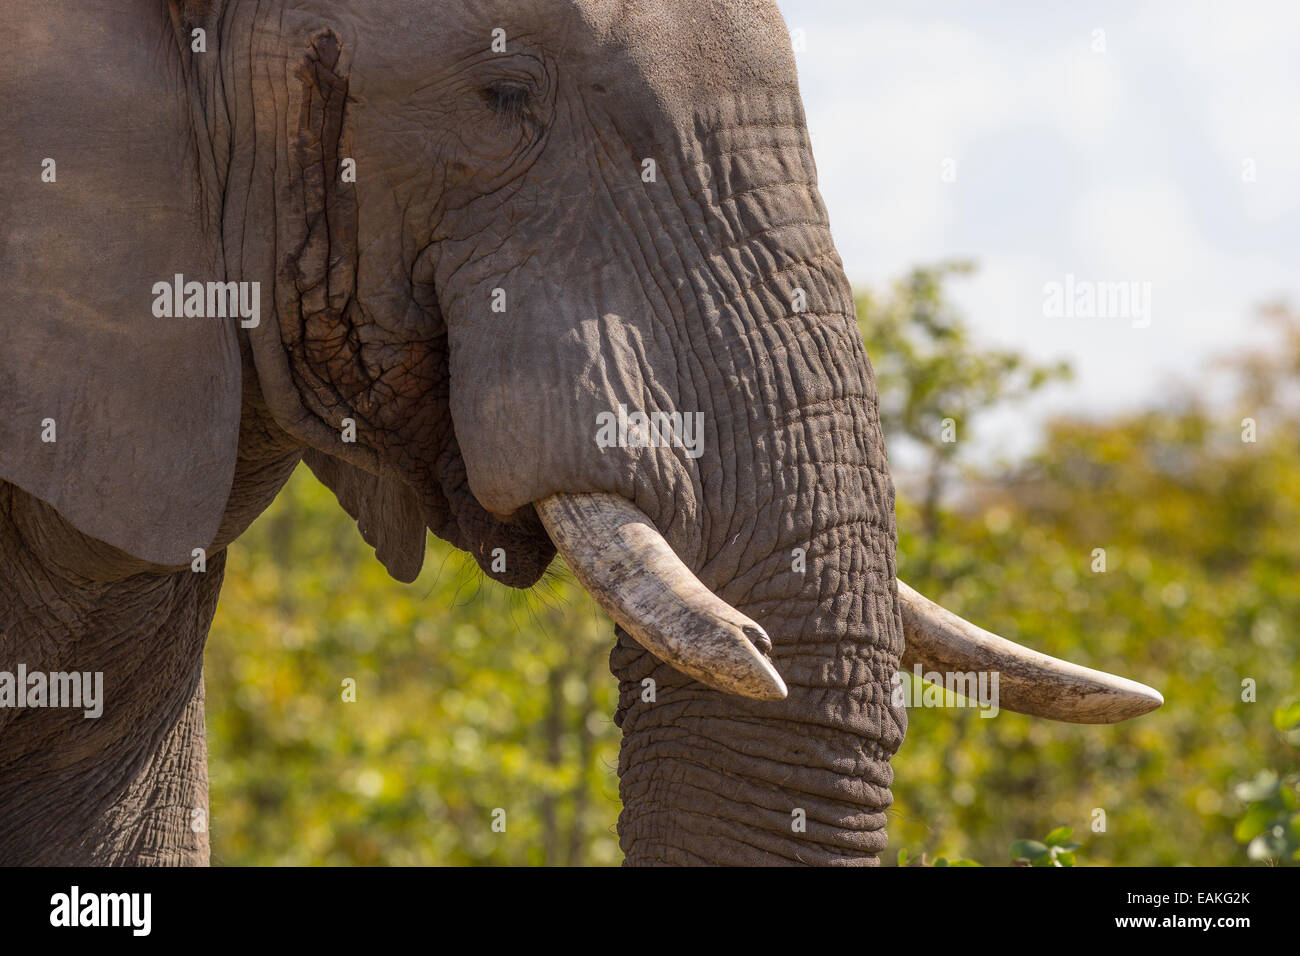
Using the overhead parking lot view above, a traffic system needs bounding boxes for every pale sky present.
[777,0,1299,464]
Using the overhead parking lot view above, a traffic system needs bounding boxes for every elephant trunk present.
[541,222,908,863]
[604,504,902,866]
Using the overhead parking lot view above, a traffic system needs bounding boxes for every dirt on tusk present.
[534,492,788,701]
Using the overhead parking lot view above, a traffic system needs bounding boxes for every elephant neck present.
[0,483,216,865]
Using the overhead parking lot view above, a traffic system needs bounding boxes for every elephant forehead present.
[342,0,798,111]
[569,0,800,112]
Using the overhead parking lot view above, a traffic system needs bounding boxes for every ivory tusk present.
[534,492,788,701]
[897,580,1164,724]
[534,493,1162,721]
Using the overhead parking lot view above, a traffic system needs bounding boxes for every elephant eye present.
[481,81,531,120]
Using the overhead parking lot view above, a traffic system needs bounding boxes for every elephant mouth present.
[536,491,1164,724]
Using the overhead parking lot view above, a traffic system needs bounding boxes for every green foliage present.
[858,262,1071,578]
[206,475,622,865]
[1232,703,1300,864]
[1010,827,1081,867]
[896,827,1079,867]
[897,847,982,867]
[866,271,1300,868]
[859,261,1072,460]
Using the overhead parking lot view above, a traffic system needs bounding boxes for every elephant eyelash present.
[481,82,531,120]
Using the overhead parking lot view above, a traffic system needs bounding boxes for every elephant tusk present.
[897,580,1164,724]
[532,496,1161,720]
[534,493,788,701]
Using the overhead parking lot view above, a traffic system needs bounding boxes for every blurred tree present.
[857,262,1070,578]
[206,476,622,865]
[1233,702,1300,864]
[880,287,1300,866]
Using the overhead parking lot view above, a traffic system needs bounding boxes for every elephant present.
[0,0,1162,866]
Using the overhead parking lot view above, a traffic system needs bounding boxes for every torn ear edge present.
[226,28,426,584]
[246,24,366,460]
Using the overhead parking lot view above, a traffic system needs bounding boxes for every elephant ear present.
[0,5,241,566]
[302,451,427,583]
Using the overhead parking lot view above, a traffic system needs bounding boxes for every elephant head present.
[0,0,1161,865]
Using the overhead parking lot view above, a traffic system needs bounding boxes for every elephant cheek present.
[445,306,698,528]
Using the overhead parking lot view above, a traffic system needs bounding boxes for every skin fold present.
[0,0,906,865]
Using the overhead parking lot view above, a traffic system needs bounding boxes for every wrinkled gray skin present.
[0,0,904,864]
